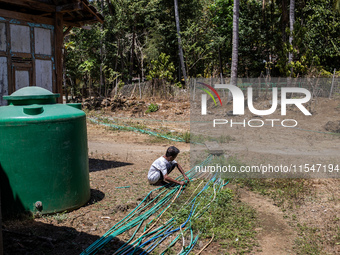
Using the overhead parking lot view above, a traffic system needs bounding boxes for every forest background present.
[64,0,340,98]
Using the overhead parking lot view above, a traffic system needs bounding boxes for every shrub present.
[145,103,159,113]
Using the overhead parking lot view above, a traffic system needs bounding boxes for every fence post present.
[193,78,196,101]
[329,69,336,99]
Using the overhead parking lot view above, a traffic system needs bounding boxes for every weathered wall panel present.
[34,27,51,55]
[0,57,8,106]
[35,59,52,91]
[10,24,30,53]
[0,23,6,52]
[15,70,29,90]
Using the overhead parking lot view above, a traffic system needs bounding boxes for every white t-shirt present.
[148,156,177,184]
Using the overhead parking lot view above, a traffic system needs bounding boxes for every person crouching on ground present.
[148,146,190,186]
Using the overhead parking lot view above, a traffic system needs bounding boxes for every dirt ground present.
[2,95,340,254]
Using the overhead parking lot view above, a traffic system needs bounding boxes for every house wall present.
[0,17,55,105]
[0,57,7,106]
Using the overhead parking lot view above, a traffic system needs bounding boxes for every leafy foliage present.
[145,103,159,113]
[146,53,175,81]
[64,0,340,98]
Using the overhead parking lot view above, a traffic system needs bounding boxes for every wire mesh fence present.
[116,80,187,99]
[117,77,340,101]
[189,77,340,99]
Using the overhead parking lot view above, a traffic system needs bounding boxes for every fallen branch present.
[196,233,214,255]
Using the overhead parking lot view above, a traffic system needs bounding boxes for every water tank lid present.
[3,87,60,105]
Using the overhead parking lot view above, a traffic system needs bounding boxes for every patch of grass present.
[177,151,190,165]
[87,113,190,144]
[100,117,110,123]
[190,134,235,144]
[190,134,206,144]
[233,178,327,254]
[53,211,68,223]
[217,134,235,143]
[295,223,323,255]
[125,121,147,130]
[162,181,258,254]
[234,179,312,209]
[292,214,297,221]
[147,136,172,144]
[331,225,340,246]
[180,131,190,143]
[107,126,130,132]
[145,131,187,143]
[323,216,340,248]
[142,129,189,143]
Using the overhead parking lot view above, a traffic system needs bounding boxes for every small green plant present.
[181,131,190,143]
[174,81,182,88]
[53,211,68,223]
[101,117,110,123]
[145,103,159,113]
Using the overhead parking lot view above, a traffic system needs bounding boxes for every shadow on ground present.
[85,189,105,206]
[2,220,146,255]
[89,158,133,172]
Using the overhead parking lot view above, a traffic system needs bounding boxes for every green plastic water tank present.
[0,87,90,215]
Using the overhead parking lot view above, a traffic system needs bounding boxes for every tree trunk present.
[141,50,144,82]
[89,74,92,98]
[114,37,120,96]
[231,0,240,87]
[281,0,288,44]
[120,38,125,83]
[218,47,224,84]
[288,0,295,70]
[174,0,188,87]
[129,23,136,84]
[105,0,114,15]
[100,0,105,96]
[83,74,87,99]
[69,77,74,100]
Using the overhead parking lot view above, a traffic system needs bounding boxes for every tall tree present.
[231,0,240,86]
[288,0,295,73]
[99,0,105,95]
[174,0,188,86]
[281,0,289,43]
